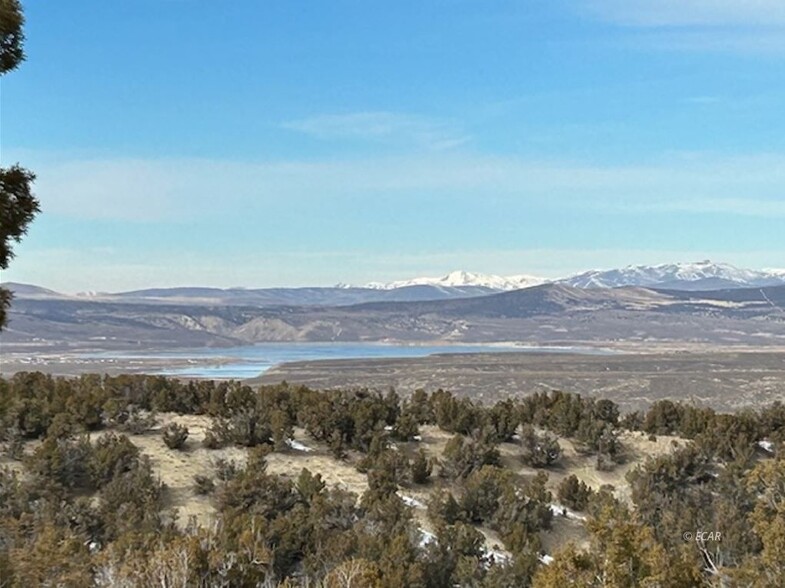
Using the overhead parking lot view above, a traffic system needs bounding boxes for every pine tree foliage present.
[0,372,783,585]
[0,0,39,330]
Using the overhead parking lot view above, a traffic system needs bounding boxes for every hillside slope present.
[2,284,784,351]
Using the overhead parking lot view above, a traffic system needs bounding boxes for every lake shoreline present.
[3,340,785,382]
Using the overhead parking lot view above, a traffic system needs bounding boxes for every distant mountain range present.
[2,278,785,352]
[364,270,547,291]
[559,261,785,290]
[364,261,785,292]
[5,262,785,310]
[3,283,502,306]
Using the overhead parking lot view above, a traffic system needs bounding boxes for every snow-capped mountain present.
[9,263,783,313]
[361,262,785,293]
[365,270,548,291]
[558,261,785,290]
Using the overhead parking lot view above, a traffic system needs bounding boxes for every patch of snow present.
[758,440,775,453]
[285,438,313,452]
[400,494,426,509]
[550,503,588,522]
[418,529,436,547]
[485,547,511,564]
[539,554,554,565]
[416,527,512,568]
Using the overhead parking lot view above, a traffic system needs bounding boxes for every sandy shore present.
[0,353,237,378]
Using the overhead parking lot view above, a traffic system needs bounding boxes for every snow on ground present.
[285,438,313,452]
[485,547,510,564]
[550,503,588,522]
[418,529,436,547]
[758,440,774,453]
[416,523,549,570]
[400,494,426,509]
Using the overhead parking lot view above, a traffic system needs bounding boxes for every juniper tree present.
[0,0,39,329]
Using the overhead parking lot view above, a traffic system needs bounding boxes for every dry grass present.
[0,455,26,477]
[116,414,377,528]
[0,438,41,478]
[540,516,590,553]
[117,414,242,528]
[497,430,683,503]
[266,450,369,497]
[416,425,455,458]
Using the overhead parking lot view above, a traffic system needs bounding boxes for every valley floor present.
[253,350,785,412]
[3,347,785,413]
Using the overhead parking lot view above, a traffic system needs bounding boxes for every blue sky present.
[2,0,784,292]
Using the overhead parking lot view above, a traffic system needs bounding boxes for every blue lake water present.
[85,342,614,379]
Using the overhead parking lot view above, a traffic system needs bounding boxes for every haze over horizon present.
[3,1,784,292]
[5,260,785,296]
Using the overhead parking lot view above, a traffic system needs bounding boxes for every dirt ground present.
[253,350,785,412]
[121,416,369,528]
[5,349,784,414]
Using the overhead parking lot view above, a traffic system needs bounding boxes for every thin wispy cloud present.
[282,112,469,151]
[584,0,785,27]
[7,3,783,293]
[22,151,785,222]
[581,0,785,55]
[627,197,785,217]
[634,30,785,57]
